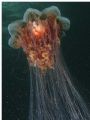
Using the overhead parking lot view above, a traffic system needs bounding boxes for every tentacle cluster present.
[8,6,70,72]
[8,6,90,120]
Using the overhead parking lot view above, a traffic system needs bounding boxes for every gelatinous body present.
[8,6,70,72]
[8,6,90,120]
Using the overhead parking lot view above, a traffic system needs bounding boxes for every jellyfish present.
[8,6,90,120]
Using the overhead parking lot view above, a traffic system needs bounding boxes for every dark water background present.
[2,2,90,120]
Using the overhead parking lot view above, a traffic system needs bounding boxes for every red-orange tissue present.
[8,6,70,72]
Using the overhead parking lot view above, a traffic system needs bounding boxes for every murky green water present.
[2,2,90,120]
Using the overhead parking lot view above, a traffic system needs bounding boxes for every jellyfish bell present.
[23,8,41,22]
[8,6,70,72]
[8,20,26,49]
[8,35,21,49]
[42,6,61,17]
[57,16,70,31]
[8,20,26,35]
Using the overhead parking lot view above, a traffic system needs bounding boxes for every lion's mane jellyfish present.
[8,6,90,120]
